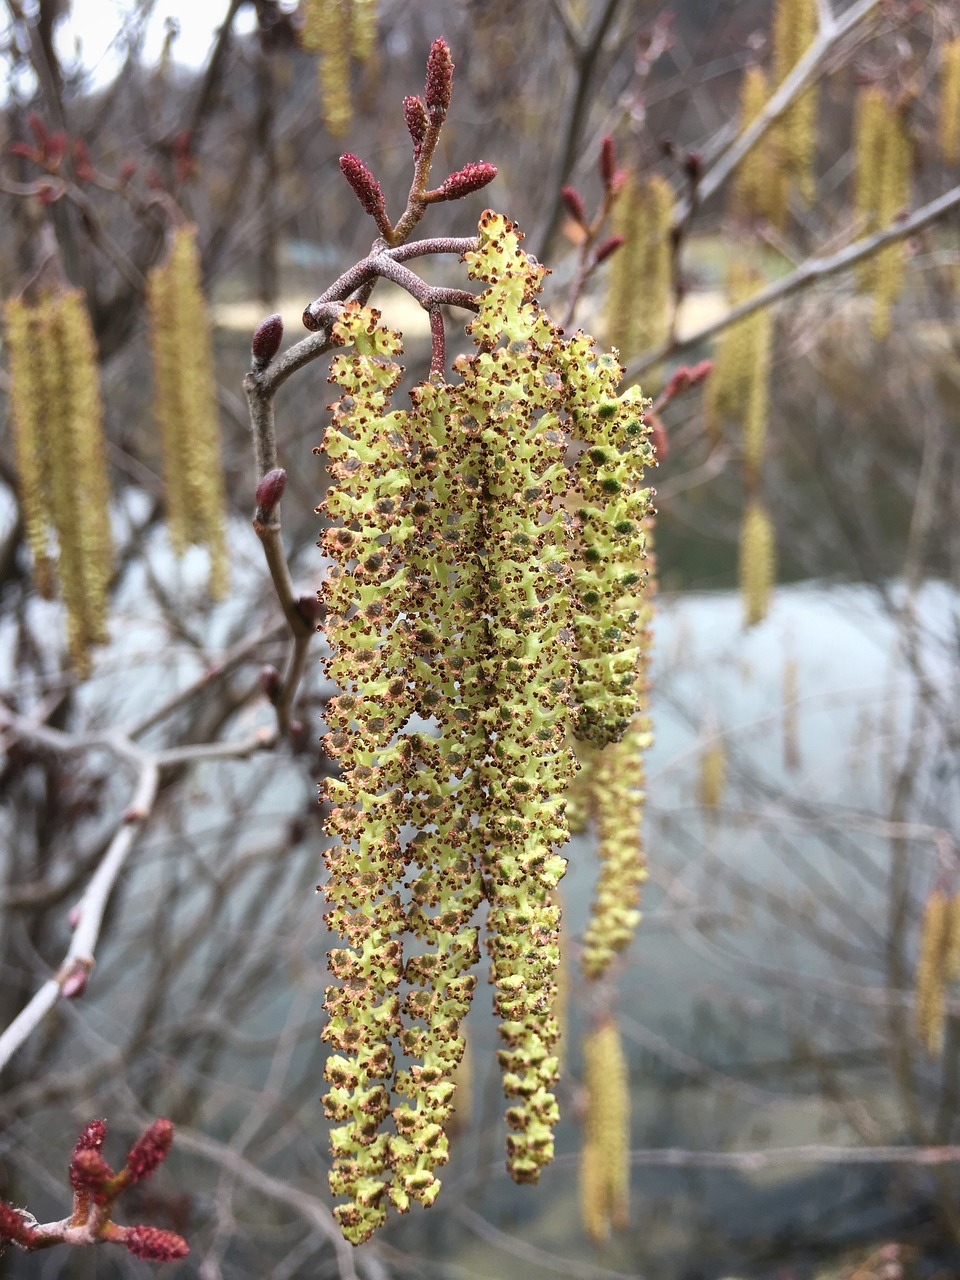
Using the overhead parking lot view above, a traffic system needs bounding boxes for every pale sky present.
[56,1,261,86]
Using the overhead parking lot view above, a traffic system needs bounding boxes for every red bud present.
[599,134,617,186]
[0,1201,39,1247]
[73,1119,107,1154]
[251,313,283,368]
[122,1225,190,1261]
[125,1119,174,1182]
[69,1148,114,1199]
[260,665,282,702]
[255,467,287,512]
[403,95,429,157]
[561,185,587,227]
[296,592,325,623]
[594,235,626,264]
[424,38,453,119]
[339,152,386,219]
[434,162,497,201]
[27,112,47,146]
[61,965,89,999]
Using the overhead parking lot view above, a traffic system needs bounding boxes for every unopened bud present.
[683,149,703,181]
[122,1225,190,1261]
[339,153,386,219]
[260,665,282,703]
[251,313,283,369]
[69,1148,114,1198]
[403,95,429,157]
[561,185,587,227]
[435,162,497,201]
[73,1119,107,1154]
[61,966,89,999]
[255,467,286,514]
[594,235,626,265]
[424,38,454,119]
[599,134,617,186]
[125,1119,174,1182]
[296,592,325,623]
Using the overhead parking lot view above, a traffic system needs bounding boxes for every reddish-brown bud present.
[561,185,587,227]
[45,131,68,166]
[339,153,386,219]
[119,159,137,183]
[251,313,283,369]
[73,1119,107,1154]
[260,665,282,703]
[0,1201,38,1246]
[434,162,497,201]
[9,141,37,160]
[69,1148,114,1198]
[683,149,703,181]
[424,38,453,119]
[61,963,89,999]
[599,134,617,186]
[296,592,325,623]
[255,467,287,513]
[27,112,47,147]
[403,95,429,157]
[648,411,668,461]
[125,1118,174,1182]
[594,235,626,265]
[122,1225,190,1261]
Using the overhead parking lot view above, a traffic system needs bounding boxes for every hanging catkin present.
[579,1018,630,1243]
[853,87,912,338]
[772,0,818,204]
[146,225,228,598]
[605,173,673,363]
[5,289,113,675]
[939,38,960,166]
[739,498,776,627]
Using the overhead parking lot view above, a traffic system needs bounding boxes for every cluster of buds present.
[316,211,656,1242]
[10,113,95,192]
[0,1118,188,1262]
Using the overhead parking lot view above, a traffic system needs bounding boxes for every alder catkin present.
[5,290,113,674]
[605,173,673,362]
[940,38,960,166]
[915,887,951,1057]
[301,0,359,137]
[146,225,228,598]
[580,1019,630,1243]
[853,87,912,337]
[739,498,776,627]
[773,0,818,204]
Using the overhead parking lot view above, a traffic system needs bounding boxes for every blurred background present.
[2,1,960,1277]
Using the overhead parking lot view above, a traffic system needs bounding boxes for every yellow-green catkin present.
[319,305,414,1244]
[739,498,776,627]
[605,173,673,363]
[915,887,952,1056]
[772,0,818,204]
[698,734,727,811]
[704,265,771,466]
[733,66,788,226]
[940,38,960,166]
[580,717,650,979]
[782,654,801,772]
[5,290,113,675]
[853,87,912,338]
[146,225,228,598]
[301,0,359,137]
[580,1018,630,1244]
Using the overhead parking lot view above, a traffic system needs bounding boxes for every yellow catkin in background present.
[699,734,727,812]
[940,38,960,166]
[5,290,113,675]
[782,654,801,772]
[853,87,912,338]
[773,0,818,204]
[605,172,673,363]
[147,225,228,598]
[915,888,951,1056]
[946,891,960,982]
[350,0,378,63]
[733,66,787,226]
[301,0,356,137]
[739,498,776,627]
[580,1019,630,1244]
[704,264,770,450]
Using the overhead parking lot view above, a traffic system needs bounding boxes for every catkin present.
[146,225,228,598]
[580,1019,630,1243]
[915,887,951,1056]
[301,0,362,137]
[739,498,776,627]
[773,0,818,204]
[5,290,113,674]
[853,87,912,338]
[704,265,771,462]
[940,38,960,166]
[699,736,727,811]
[605,173,673,363]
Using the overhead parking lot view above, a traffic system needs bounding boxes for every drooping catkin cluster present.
[300,0,379,137]
[146,225,228,598]
[772,0,818,204]
[853,86,912,339]
[940,38,960,166]
[604,172,673,362]
[579,1018,630,1244]
[914,887,960,1057]
[5,289,113,674]
[739,498,776,628]
[317,211,654,1242]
